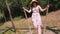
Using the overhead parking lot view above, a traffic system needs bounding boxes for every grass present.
[0,13,4,18]
[13,16,22,21]
[0,10,60,34]
[4,30,12,34]
[0,12,5,23]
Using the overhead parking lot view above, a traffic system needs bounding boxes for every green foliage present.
[0,0,60,22]
[38,0,48,8]
[49,0,60,11]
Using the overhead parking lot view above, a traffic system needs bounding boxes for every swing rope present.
[46,0,49,15]
[20,0,32,34]
[43,0,49,34]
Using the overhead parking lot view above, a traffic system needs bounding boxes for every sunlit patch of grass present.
[0,13,4,19]
[5,30,12,34]
[0,12,4,23]
[13,16,22,21]
[0,13,3,17]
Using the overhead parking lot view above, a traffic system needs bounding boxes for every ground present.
[0,10,60,34]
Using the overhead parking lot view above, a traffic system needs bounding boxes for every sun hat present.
[30,0,38,4]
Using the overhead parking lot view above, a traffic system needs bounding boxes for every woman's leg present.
[34,20,42,34]
[32,21,38,34]
[34,25,42,34]
[34,28,38,34]
[37,15,42,34]
[37,25,42,34]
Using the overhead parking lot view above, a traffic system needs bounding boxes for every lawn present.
[0,10,60,34]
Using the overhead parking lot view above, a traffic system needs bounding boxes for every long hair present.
[30,1,38,7]
[30,1,38,12]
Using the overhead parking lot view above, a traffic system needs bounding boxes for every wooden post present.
[5,0,16,32]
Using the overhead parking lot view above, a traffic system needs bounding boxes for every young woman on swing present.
[22,0,49,34]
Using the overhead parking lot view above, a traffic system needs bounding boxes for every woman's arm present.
[38,5,47,12]
[22,7,31,13]
[38,5,49,12]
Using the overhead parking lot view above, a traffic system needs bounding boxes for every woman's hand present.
[22,7,26,10]
[46,5,49,9]
[45,5,49,10]
[46,5,49,14]
[22,7,28,12]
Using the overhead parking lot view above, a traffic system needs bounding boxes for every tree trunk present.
[5,0,16,32]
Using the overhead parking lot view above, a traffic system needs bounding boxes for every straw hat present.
[30,0,38,4]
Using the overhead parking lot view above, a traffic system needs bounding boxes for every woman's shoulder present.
[37,5,41,7]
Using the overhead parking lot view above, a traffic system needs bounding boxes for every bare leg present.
[37,25,42,34]
[34,28,38,34]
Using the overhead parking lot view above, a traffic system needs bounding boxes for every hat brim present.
[30,1,38,4]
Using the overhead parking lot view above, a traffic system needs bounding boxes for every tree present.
[5,0,16,32]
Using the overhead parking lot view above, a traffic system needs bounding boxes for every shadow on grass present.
[0,17,10,26]
[1,26,60,34]
[46,26,60,34]
[1,27,15,34]
[0,27,33,34]
[0,17,5,26]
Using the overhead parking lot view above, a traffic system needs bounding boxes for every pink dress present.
[26,5,45,28]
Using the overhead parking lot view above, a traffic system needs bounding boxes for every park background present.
[0,0,60,34]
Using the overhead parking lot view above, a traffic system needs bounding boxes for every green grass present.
[0,13,4,18]
[7,30,12,34]
[0,10,60,34]
[0,12,4,23]
[13,16,22,21]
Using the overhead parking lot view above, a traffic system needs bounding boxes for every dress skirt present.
[31,13,42,28]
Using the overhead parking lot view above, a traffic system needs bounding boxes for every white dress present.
[26,5,45,28]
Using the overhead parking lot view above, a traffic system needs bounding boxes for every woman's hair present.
[30,1,38,7]
[30,1,38,12]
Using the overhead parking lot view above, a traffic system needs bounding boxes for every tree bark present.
[5,0,16,32]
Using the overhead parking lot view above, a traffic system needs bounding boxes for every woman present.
[22,0,49,34]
